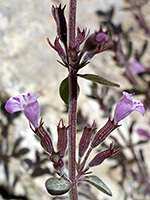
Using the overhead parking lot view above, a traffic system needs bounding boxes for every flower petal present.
[128,61,145,75]
[132,99,145,115]
[114,92,145,124]
[5,97,23,113]
[23,101,40,128]
[27,93,40,104]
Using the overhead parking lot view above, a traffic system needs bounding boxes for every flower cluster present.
[5,92,145,176]
[5,93,68,174]
[47,4,113,71]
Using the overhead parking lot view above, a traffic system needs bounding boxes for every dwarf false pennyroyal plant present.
[5,0,145,199]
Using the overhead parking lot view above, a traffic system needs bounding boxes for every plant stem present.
[68,0,78,199]
[68,69,78,200]
[69,0,77,48]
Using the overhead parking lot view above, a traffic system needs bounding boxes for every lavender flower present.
[5,93,40,128]
[137,128,150,139]
[127,61,145,75]
[114,92,145,125]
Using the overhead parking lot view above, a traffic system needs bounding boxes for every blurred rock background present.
[0,0,150,199]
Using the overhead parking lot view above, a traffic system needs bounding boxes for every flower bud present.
[83,29,110,52]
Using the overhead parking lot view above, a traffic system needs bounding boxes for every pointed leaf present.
[136,140,148,145]
[24,158,33,167]
[83,175,112,196]
[78,74,119,87]
[45,177,71,195]
[31,167,50,177]
[127,41,132,59]
[59,77,80,105]
[14,148,30,158]
[12,137,24,153]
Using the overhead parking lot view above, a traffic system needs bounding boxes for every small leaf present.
[78,74,119,87]
[127,41,132,59]
[123,89,142,95]
[14,148,30,158]
[12,137,24,153]
[83,175,112,196]
[31,167,50,177]
[59,77,80,105]
[24,158,33,167]
[45,177,71,195]
[136,140,148,145]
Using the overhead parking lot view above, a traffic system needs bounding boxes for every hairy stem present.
[68,0,78,199]
[68,69,78,200]
[69,0,77,48]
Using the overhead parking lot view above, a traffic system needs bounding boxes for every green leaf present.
[59,77,69,105]
[123,89,142,95]
[59,77,80,105]
[78,74,119,87]
[136,140,148,145]
[83,175,112,196]
[45,177,71,195]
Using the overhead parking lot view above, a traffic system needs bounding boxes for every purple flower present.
[137,128,150,139]
[5,93,40,128]
[114,92,145,125]
[127,61,145,75]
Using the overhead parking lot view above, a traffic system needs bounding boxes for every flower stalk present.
[68,0,78,199]
[68,69,78,200]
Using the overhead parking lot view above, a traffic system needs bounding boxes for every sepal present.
[78,121,96,159]
[88,143,120,168]
[52,4,67,46]
[57,119,68,157]
[47,37,67,65]
[91,116,119,148]
[32,119,54,155]
[75,27,89,52]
